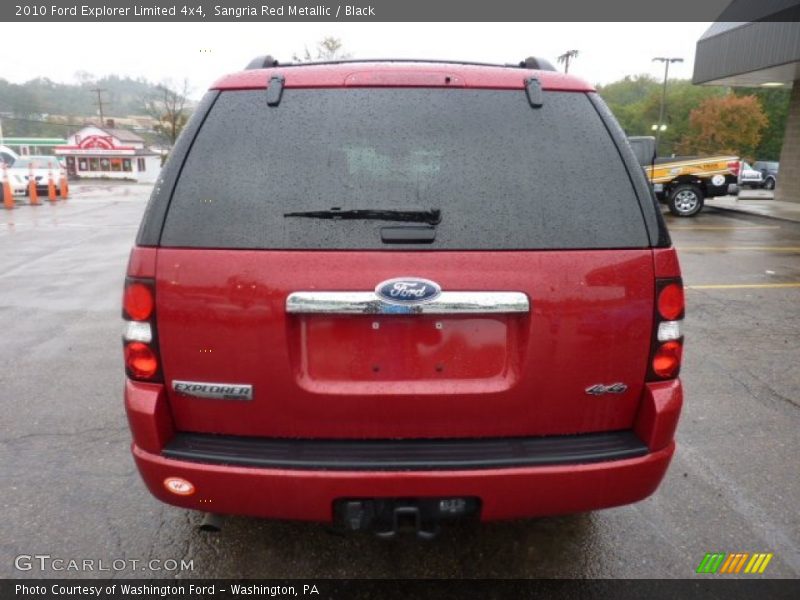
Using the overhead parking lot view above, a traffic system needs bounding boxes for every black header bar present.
[3,0,800,23]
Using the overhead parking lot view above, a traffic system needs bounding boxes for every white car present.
[738,161,764,189]
[5,156,67,196]
[0,145,19,167]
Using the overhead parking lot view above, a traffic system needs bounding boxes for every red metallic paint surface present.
[634,379,683,452]
[211,62,594,92]
[126,247,157,279]
[125,379,174,455]
[153,249,655,439]
[652,247,682,279]
[132,442,674,522]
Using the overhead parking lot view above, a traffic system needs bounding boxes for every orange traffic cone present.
[28,166,40,205]
[2,163,14,210]
[59,173,69,199]
[47,170,57,202]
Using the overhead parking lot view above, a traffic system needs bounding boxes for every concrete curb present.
[704,204,800,224]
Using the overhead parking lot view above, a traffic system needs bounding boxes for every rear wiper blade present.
[284,208,441,226]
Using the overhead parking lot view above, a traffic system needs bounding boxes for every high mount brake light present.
[648,278,685,381]
[122,278,161,382]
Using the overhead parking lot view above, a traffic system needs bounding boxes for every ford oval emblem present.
[375,277,442,305]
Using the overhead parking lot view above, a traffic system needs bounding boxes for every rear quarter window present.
[159,88,650,250]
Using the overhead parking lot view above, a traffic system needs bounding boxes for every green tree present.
[680,94,768,158]
[639,81,726,156]
[598,76,727,156]
[733,87,790,160]
[597,75,660,135]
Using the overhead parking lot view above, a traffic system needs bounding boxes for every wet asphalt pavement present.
[1,184,798,579]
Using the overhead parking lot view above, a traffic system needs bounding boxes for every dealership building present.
[694,17,800,203]
[55,126,161,183]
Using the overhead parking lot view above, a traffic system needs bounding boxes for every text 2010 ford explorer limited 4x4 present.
[123,57,684,538]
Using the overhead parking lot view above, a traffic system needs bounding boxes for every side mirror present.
[627,136,657,167]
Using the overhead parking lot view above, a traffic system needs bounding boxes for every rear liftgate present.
[290,283,526,538]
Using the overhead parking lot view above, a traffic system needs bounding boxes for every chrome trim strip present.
[286,291,529,315]
[172,380,253,401]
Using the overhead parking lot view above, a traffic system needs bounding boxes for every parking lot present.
[1,184,798,578]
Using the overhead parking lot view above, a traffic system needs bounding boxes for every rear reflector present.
[124,321,152,343]
[653,341,682,379]
[163,477,195,496]
[124,342,159,380]
[124,281,155,321]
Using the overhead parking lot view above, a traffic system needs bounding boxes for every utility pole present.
[557,50,579,73]
[90,88,107,126]
[652,57,683,155]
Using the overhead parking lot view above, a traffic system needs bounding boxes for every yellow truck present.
[628,136,740,217]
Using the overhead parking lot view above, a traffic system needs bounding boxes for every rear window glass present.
[161,89,648,249]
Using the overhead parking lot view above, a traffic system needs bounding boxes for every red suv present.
[123,57,684,537]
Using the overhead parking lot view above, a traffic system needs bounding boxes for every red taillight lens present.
[658,283,684,320]
[648,277,685,381]
[124,281,154,321]
[727,160,741,177]
[653,341,682,379]
[124,342,158,379]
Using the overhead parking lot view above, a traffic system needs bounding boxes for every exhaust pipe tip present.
[199,513,224,533]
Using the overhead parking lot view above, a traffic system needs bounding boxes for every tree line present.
[598,74,789,160]
[1,58,790,162]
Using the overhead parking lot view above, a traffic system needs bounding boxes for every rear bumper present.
[125,379,682,522]
[133,442,674,521]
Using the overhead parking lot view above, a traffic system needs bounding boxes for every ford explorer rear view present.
[122,57,685,538]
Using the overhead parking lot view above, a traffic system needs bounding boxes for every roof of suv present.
[212,60,594,92]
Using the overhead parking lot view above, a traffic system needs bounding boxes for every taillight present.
[657,282,684,321]
[123,282,154,321]
[727,160,741,177]
[652,340,683,378]
[122,278,161,382]
[648,278,685,381]
[124,342,159,379]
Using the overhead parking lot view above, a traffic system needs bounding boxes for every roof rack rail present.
[519,57,556,71]
[244,57,558,72]
[245,55,279,70]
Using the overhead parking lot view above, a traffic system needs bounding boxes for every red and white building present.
[55,126,161,183]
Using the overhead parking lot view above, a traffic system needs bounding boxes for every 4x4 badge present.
[585,383,628,396]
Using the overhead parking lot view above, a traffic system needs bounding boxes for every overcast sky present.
[3,22,712,97]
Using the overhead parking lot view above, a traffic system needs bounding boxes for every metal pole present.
[652,57,683,156]
[655,60,669,151]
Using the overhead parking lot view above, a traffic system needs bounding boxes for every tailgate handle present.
[286,291,529,315]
